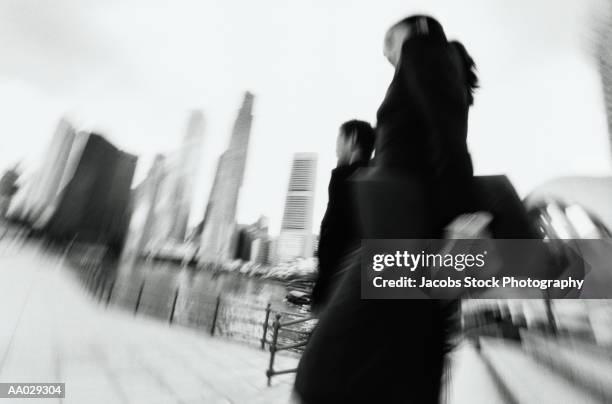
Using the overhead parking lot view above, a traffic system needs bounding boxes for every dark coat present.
[376,34,475,229]
[376,36,473,179]
[311,161,367,313]
[294,34,473,404]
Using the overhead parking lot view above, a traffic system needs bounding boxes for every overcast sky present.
[0,0,610,235]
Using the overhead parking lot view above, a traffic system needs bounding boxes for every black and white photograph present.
[1,0,612,403]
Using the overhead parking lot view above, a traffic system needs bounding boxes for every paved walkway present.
[0,240,297,404]
[0,236,527,404]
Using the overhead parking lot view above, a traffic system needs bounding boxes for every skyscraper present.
[167,110,205,240]
[199,92,255,263]
[597,1,612,158]
[0,165,19,219]
[44,133,137,252]
[122,154,168,260]
[276,153,318,263]
[23,119,76,224]
[148,110,206,243]
[234,216,271,264]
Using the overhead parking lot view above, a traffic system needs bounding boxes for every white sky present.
[0,0,610,235]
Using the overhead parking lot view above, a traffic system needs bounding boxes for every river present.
[67,244,314,349]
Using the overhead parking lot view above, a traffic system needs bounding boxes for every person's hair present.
[450,40,479,105]
[387,15,478,106]
[390,15,447,42]
[340,120,375,158]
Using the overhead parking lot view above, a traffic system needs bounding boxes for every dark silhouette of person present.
[376,18,479,230]
[311,120,375,314]
[293,16,479,404]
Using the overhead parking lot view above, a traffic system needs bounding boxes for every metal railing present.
[115,278,271,339]
[263,311,317,386]
[63,242,318,385]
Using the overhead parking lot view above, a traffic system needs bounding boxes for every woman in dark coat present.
[293,16,479,404]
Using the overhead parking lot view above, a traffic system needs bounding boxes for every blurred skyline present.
[0,0,611,235]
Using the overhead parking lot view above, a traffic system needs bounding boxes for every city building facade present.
[199,92,255,264]
[43,133,137,252]
[276,152,317,263]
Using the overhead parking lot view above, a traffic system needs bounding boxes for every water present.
[68,244,315,349]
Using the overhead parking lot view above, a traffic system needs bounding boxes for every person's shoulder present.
[331,165,351,178]
[334,162,367,179]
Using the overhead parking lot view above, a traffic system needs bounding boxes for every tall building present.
[166,110,205,241]
[276,153,318,263]
[199,92,255,263]
[122,154,167,260]
[44,133,137,252]
[234,216,270,264]
[143,111,206,245]
[22,119,76,224]
[596,2,612,158]
[267,236,278,266]
[0,165,19,219]
[122,111,205,261]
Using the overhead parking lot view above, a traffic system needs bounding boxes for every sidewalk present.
[0,238,521,404]
[0,240,297,404]
[478,338,601,404]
